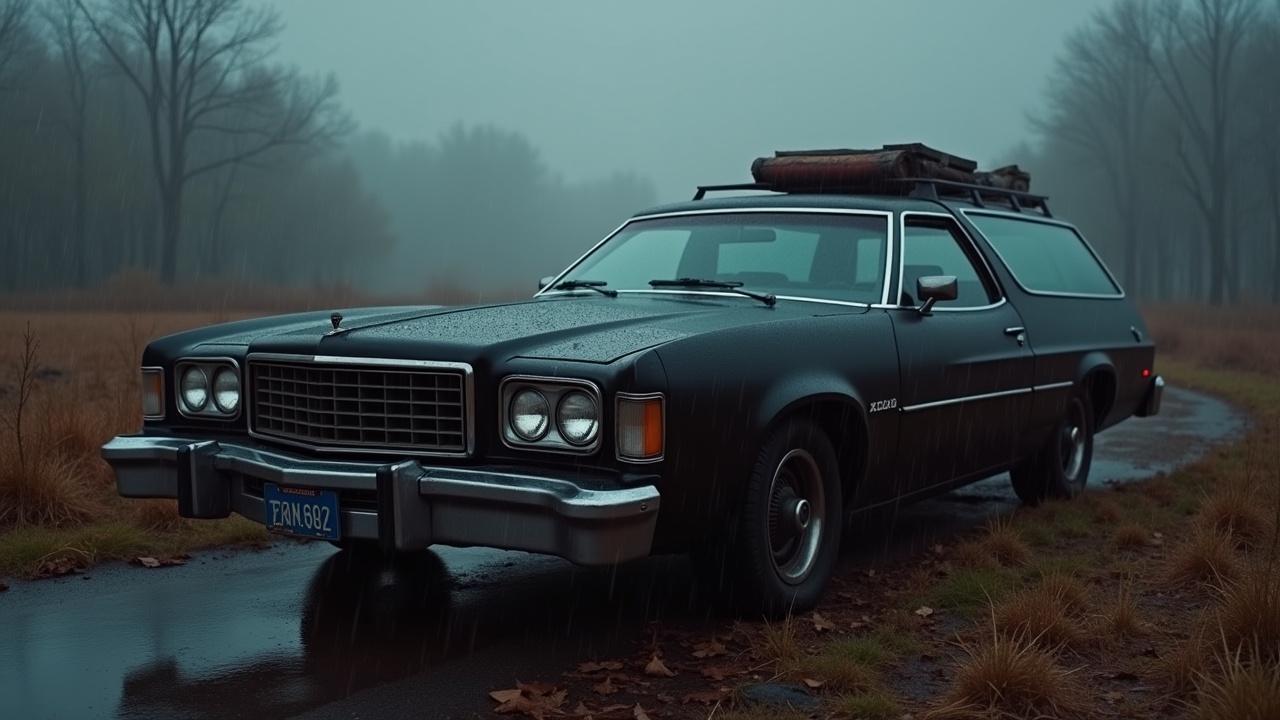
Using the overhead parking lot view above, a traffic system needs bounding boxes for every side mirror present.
[538,276,555,290]
[916,275,957,316]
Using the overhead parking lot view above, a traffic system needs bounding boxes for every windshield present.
[552,212,890,304]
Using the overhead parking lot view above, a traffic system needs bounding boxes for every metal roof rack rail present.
[899,178,1053,217]
[692,182,774,200]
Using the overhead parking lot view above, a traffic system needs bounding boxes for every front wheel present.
[1010,392,1094,505]
[692,418,843,619]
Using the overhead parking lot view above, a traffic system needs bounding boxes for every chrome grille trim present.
[245,353,474,457]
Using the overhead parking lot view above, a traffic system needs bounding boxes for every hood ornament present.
[325,312,349,337]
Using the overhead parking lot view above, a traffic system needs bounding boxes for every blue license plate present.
[263,483,340,541]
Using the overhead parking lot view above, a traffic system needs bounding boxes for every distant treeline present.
[0,0,656,299]
[1011,0,1280,305]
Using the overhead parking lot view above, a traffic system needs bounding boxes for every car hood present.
[192,295,863,365]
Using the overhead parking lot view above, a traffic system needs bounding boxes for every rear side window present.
[965,214,1121,296]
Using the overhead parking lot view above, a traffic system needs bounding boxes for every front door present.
[889,213,1035,495]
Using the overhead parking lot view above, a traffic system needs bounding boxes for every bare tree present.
[1145,0,1261,305]
[74,0,348,284]
[1035,0,1158,296]
[0,0,30,86]
[42,0,94,286]
[1250,2,1280,302]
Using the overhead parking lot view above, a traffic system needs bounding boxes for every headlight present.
[556,391,599,446]
[212,367,240,413]
[510,389,550,441]
[180,366,209,411]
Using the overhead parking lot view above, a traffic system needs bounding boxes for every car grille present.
[248,359,469,455]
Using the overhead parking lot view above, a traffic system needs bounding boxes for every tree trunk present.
[1272,206,1280,304]
[159,181,184,284]
[73,129,87,286]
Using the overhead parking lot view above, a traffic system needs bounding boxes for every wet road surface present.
[0,386,1245,720]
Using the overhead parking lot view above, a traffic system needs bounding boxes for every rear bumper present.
[100,435,660,566]
[1135,374,1165,417]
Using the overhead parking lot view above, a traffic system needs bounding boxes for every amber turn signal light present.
[617,394,664,462]
[141,368,165,419]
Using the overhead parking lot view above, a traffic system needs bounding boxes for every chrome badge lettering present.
[869,399,898,413]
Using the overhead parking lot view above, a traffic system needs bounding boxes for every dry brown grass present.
[1196,482,1272,550]
[1194,646,1280,720]
[992,575,1088,651]
[1095,585,1151,641]
[925,625,1089,720]
[1084,494,1125,524]
[1112,522,1153,551]
[1144,303,1280,379]
[1163,527,1242,589]
[1215,563,1280,663]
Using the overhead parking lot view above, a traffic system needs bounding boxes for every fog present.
[1,0,1277,304]
[274,0,1112,204]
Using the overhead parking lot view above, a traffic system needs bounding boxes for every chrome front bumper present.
[100,435,660,565]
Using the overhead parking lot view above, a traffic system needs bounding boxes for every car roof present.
[630,192,953,219]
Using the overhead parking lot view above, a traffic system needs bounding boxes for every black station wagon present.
[101,144,1164,617]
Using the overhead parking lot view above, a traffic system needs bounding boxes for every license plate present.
[263,483,340,541]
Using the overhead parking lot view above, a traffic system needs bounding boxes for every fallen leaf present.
[682,690,725,704]
[644,654,676,677]
[593,675,619,695]
[573,701,592,714]
[489,689,523,704]
[811,612,836,632]
[656,693,675,704]
[632,703,651,720]
[802,678,824,688]
[692,638,727,658]
[579,660,623,673]
[517,681,559,696]
[915,606,935,618]
[136,556,162,568]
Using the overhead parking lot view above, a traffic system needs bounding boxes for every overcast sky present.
[274,0,1113,204]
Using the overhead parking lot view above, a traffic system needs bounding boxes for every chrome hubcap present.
[1061,405,1086,482]
[767,449,824,585]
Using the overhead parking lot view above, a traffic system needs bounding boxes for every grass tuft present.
[924,564,1021,618]
[1112,522,1153,552]
[1164,527,1241,589]
[992,578,1086,651]
[1197,481,1272,550]
[1194,645,1280,720]
[834,689,902,719]
[1216,563,1280,663]
[925,624,1088,720]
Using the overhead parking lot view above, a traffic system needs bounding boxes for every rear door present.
[888,212,1035,495]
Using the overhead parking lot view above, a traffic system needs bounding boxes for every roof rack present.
[691,143,1052,216]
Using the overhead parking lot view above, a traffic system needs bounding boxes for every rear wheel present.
[692,417,842,619]
[1010,392,1094,505]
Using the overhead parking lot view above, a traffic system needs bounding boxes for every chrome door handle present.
[1004,326,1025,336]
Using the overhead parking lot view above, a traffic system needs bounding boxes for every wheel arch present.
[751,381,870,503]
[1074,351,1117,428]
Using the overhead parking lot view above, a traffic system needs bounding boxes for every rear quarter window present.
[965,214,1121,296]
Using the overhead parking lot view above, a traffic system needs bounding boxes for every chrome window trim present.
[896,211,1006,313]
[532,207,894,307]
[174,357,242,421]
[958,208,1126,299]
[499,375,603,456]
[587,289,873,308]
[1033,381,1075,392]
[615,391,666,464]
[244,352,476,458]
[900,386,1032,413]
[141,365,166,421]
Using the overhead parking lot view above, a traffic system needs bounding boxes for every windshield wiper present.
[648,277,776,306]
[552,280,617,297]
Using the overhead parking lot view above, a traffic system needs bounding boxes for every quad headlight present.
[556,391,599,446]
[510,388,551,441]
[501,378,601,453]
[175,360,241,419]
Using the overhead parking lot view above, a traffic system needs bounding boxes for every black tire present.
[1010,391,1094,506]
[691,417,843,619]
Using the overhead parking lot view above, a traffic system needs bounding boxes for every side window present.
[900,218,998,308]
[964,214,1121,296]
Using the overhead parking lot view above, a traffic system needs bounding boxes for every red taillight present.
[1142,368,1151,378]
